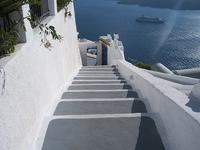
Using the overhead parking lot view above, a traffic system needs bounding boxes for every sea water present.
[75,0,200,70]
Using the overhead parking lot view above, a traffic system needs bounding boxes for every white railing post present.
[48,0,57,15]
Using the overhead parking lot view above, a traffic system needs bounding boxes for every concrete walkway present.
[41,66,165,150]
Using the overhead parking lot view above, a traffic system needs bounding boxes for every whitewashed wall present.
[0,2,82,150]
[116,60,200,150]
[107,36,200,150]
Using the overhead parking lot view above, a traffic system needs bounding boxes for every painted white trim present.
[59,98,136,102]
[51,113,143,119]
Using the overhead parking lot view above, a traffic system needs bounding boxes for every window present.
[30,0,50,27]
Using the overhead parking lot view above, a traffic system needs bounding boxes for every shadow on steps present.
[135,116,165,150]
[42,116,165,150]
[132,100,147,113]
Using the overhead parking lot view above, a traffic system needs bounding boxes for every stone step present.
[80,68,117,72]
[54,99,147,115]
[61,90,138,99]
[59,98,135,101]
[74,76,124,80]
[76,74,121,77]
[78,71,119,75]
[42,115,165,150]
[82,65,115,68]
[68,84,132,90]
[72,80,127,84]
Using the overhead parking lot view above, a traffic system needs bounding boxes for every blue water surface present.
[74,0,200,70]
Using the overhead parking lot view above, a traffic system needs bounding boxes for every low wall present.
[115,60,200,150]
[0,3,82,150]
[145,69,200,85]
[151,63,174,74]
[105,35,200,150]
[173,67,200,79]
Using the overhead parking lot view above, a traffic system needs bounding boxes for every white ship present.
[136,15,164,23]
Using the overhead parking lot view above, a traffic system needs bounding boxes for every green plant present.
[135,63,152,70]
[0,0,71,57]
[27,14,63,49]
[0,30,18,57]
[39,24,63,49]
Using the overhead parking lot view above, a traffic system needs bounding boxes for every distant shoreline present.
[118,0,200,10]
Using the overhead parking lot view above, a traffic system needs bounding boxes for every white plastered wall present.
[0,2,82,150]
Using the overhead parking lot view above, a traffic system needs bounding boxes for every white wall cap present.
[190,83,200,101]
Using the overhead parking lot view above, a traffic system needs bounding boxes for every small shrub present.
[0,0,71,58]
[0,30,18,57]
[135,63,152,70]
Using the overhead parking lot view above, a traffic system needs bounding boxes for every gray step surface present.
[54,99,147,115]
[74,76,124,80]
[76,74,121,77]
[68,84,132,90]
[42,116,165,150]
[82,65,115,68]
[80,68,117,72]
[72,80,127,84]
[78,71,120,75]
[61,90,138,99]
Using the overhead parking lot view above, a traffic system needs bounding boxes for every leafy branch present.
[27,11,62,49]
[39,24,63,49]
[0,0,72,57]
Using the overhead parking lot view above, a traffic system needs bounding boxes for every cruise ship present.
[136,15,164,23]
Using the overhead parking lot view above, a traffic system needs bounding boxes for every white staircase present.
[41,65,165,150]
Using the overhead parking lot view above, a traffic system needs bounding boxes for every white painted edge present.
[69,83,129,86]
[76,74,121,76]
[75,74,122,78]
[66,89,134,92]
[82,65,114,68]
[59,98,136,102]
[51,113,143,119]
[79,70,117,72]
[79,68,116,69]
[72,80,126,82]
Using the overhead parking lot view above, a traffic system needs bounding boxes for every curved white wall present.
[0,3,82,150]
[190,83,200,102]
[116,60,200,150]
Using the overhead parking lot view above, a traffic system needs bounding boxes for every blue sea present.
[74,0,200,70]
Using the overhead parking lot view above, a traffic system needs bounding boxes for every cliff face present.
[118,0,200,10]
